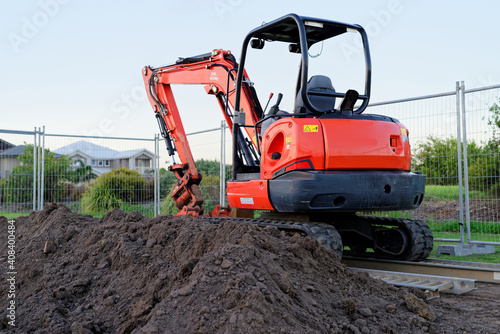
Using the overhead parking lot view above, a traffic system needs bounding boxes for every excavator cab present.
[236,15,371,116]
[229,15,423,212]
[230,15,372,178]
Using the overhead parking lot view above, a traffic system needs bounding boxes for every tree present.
[487,98,500,139]
[474,99,500,194]
[468,140,500,193]
[414,136,485,187]
[1,145,72,204]
[414,136,461,186]
[70,159,97,183]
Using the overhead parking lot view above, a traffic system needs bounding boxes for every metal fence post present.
[154,134,158,216]
[154,134,161,216]
[33,128,37,212]
[460,81,472,244]
[455,82,466,245]
[37,127,42,210]
[41,126,45,210]
[157,134,161,216]
[220,120,226,207]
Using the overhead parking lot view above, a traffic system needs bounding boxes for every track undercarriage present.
[201,212,433,262]
[331,214,434,262]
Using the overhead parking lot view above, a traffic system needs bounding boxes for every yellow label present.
[400,128,407,136]
[303,125,318,132]
[286,137,292,143]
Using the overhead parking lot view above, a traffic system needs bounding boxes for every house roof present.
[0,145,63,158]
[0,145,26,157]
[54,140,154,160]
[54,141,117,159]
[0,138,15,152]
[114,149,154,159]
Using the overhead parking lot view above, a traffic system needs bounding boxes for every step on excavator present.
[142,14,433,261]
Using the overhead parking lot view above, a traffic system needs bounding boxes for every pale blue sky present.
[1,0,499,139]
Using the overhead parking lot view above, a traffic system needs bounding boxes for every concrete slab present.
[436,244,496,257]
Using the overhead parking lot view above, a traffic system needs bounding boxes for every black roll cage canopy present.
[234,13,372,116]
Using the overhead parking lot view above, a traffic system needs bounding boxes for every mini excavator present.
[142,14,433,261]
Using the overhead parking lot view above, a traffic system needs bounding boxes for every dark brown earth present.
[0,203,499,333]
[414,198,500,223]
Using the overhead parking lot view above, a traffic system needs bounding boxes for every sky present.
[1,0,499,140]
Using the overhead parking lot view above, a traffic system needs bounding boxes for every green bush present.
[80,168,148,214]
[414,136,484,186]
[468,139,500,194]
[415,136,499,194]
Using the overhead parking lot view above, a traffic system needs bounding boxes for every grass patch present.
[0,211,32,219]
[429,241,500,263]
[425,185,487,199]
[427,220,500,234]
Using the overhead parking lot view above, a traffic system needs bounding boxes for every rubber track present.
[404,219,434,261]
[199,217,343,259]
[346,215,434,261]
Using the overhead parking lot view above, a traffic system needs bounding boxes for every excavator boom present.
[142,49,262,216]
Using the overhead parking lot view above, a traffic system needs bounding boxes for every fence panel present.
[0,129,40,218]
[42,134,158,217]
[365,90,463,241]
[463,85,500,245]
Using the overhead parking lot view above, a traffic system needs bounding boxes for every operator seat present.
[295,75,336,114]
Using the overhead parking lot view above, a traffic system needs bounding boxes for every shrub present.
[80,168,148,214]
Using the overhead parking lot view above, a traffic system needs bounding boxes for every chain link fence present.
[0,129,161,218]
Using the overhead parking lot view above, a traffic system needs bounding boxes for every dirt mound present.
[0,204,490,333]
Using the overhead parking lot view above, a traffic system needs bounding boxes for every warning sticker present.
[286,137,292,143]
[303,125,318,132]
[400,128,409,142]
[240,197,254,205]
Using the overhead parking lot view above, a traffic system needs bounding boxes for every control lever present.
[263,92,274,114]
[268,93,283,115]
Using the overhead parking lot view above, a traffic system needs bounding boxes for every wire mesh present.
[366,92,463,241]
[462,86,500,244]
[0,130,38,218]
[163,128,227,215]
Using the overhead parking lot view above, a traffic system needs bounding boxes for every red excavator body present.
[142,14,432,261]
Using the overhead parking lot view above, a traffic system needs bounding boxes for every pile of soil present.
[0,204,497,333]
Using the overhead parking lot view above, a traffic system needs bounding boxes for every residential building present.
[53,140,154,176]
[0,144,25,179]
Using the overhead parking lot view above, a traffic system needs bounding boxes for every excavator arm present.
[142,49,263,216]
